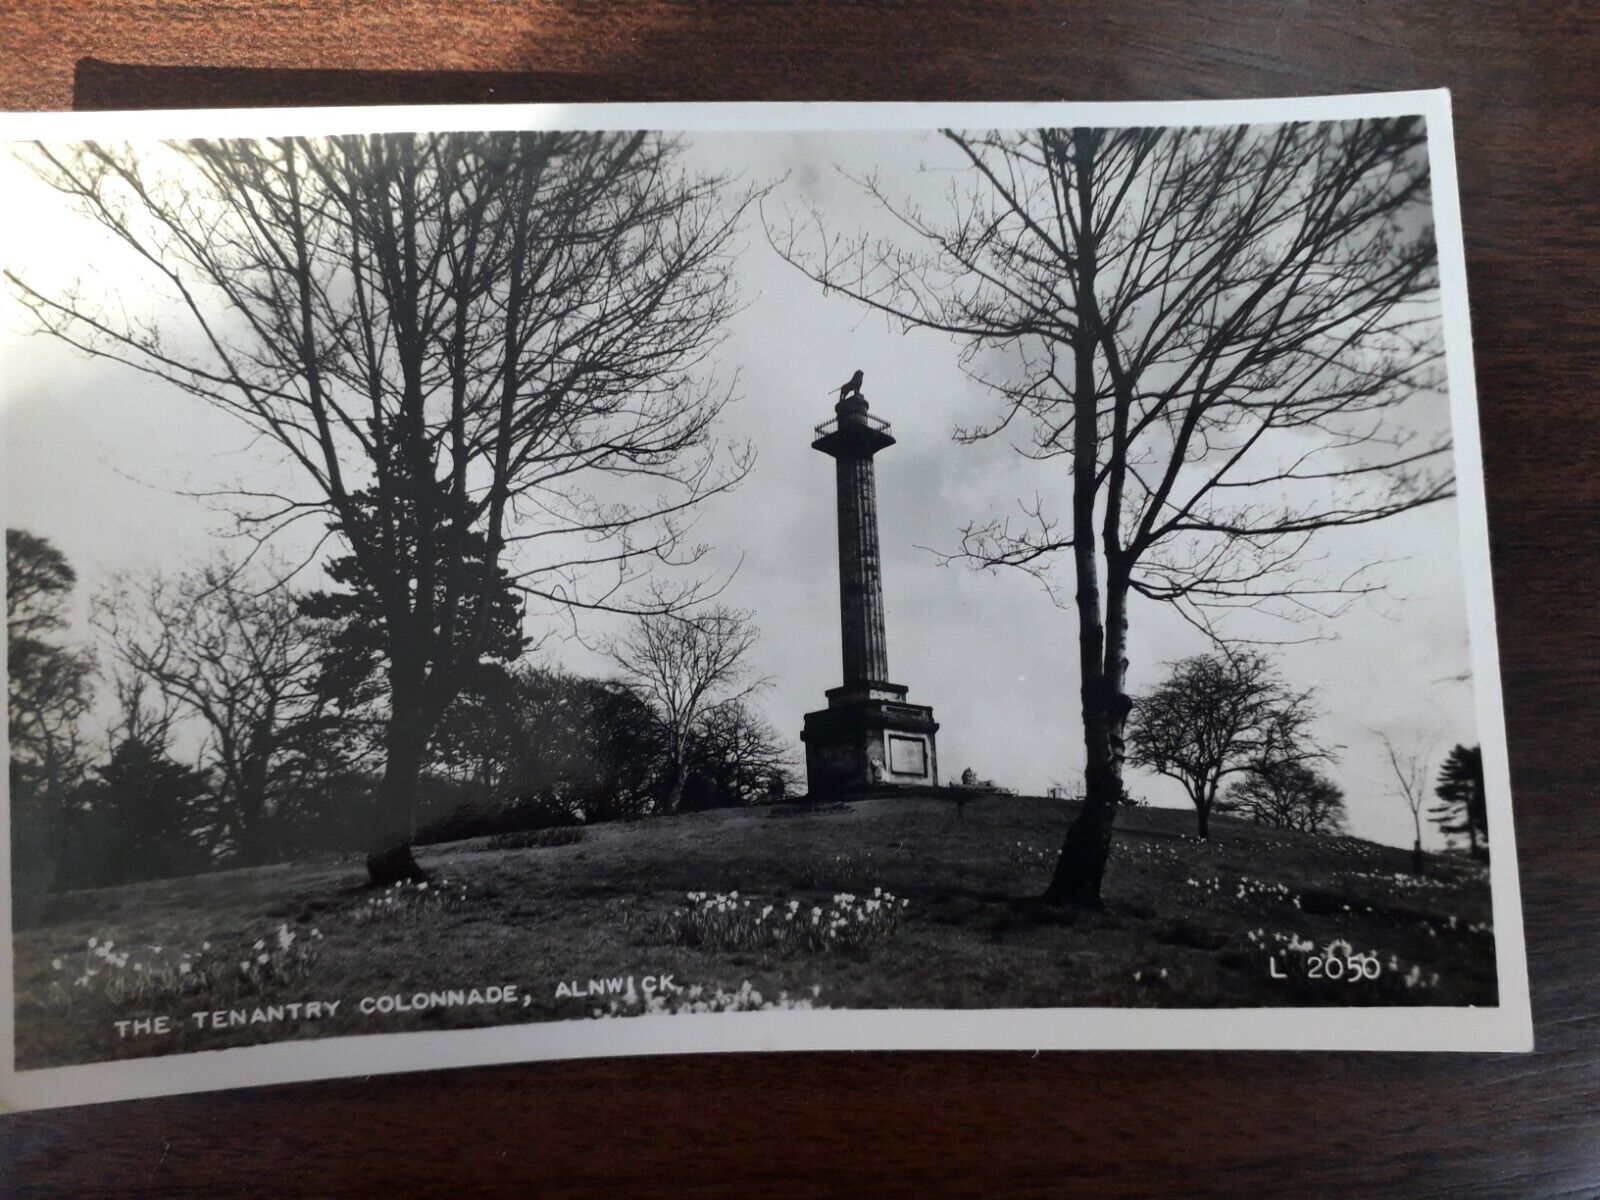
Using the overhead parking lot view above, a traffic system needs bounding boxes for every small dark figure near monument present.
[835,369,864,402]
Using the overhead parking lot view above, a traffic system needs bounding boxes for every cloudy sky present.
[2,124,1486,849]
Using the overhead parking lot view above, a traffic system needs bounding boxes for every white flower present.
[179,962,192,975]
[253,939,265,951]
[202,941,212,951]
[51,958,63,971]
[256,952,270,965]
[88,937,98,948]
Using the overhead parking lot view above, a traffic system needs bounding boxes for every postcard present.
[0,91,1530,1110]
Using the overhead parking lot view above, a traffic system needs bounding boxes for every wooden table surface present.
[2,4,1597,1196]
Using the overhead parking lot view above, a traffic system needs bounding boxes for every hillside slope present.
[13,795,1496,1068]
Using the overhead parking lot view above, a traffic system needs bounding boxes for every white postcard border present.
[0,89,1533,1112]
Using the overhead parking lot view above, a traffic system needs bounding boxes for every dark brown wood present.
[3,3,1598,1195]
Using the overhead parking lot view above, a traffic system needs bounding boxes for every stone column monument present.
[801,379,939,795]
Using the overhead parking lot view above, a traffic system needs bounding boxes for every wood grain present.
[2,3,1598,1195]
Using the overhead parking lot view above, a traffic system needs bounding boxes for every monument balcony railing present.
[813,412,891,439]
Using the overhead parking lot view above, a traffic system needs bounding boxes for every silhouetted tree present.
[70,737,211,887]
[429,664,666,828]
[1220,759,1346,834]
[1381,732,1434,876]
[16,133,754,883]
[1128,651,1323,839]
[776,119,1449,905]
[684,699,795,810]
[7,529,96,903]
[609,607,761,813]
[1430,743,1487,861]
[428,662,528,798]
[62,682,210,887]
[94,560,341,865]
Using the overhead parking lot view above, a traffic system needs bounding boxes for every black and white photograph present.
[0,94,1530,1109]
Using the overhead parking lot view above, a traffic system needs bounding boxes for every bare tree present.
[1127,651,1323,839]
[609,606,761,813]
[93,560,337,866]
[772,119,1449,904]
[687,698,796,809]
[1220,759,1346,835]
[13,132,754,883]
[1381,732,1434,876]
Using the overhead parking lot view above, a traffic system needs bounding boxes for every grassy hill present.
[12,794,1496,1069]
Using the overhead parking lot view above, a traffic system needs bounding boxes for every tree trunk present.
[367,696,429,886]
[1411,836,1425,877]
[1040,129,1133,910]
[665,758,688,815]
[1043,476,1131,906]
[1047,570,1133,908]
[1042,523,1123,907]
[236,750,271,867]
[1194,779,1220,840]
[1042,395,1132,902]
[1046,755,1123,907]
[1467,817,1486,862]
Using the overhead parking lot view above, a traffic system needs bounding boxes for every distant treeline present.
[16,660,790,895]
[8,530,792,899]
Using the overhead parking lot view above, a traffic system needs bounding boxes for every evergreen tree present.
[70,736,211,887]
[300,483,529,780]
[1430,743,1488,861]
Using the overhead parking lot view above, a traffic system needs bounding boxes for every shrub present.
[485,826,586,851]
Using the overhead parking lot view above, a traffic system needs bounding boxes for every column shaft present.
[835,454,889,684]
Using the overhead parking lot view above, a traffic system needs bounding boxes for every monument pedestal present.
[801,681,939,796]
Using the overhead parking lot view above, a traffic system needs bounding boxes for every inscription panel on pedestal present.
[887,734,928,776]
